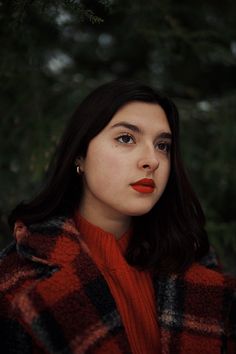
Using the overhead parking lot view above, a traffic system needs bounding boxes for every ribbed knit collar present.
[74,212,133,271]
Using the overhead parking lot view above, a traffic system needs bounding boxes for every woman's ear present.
[75,156,85,172]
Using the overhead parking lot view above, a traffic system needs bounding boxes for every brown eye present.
[156,142,171,153]
[116,134,135,144]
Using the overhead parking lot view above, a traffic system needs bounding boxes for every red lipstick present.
[131,178,155,194]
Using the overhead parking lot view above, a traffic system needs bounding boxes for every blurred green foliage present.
[0,0,235,274]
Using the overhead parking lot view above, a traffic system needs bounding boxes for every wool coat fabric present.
[0,216,235,354]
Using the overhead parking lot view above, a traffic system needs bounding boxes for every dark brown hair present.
[9,79,209,274]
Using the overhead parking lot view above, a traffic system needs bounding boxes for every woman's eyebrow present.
[111,122,141,133]
[110,122,172,140]
[158,132,172,140]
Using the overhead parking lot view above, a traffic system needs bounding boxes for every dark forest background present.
[0,0,235,274]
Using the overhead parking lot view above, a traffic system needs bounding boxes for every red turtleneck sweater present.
[75,213,160,354]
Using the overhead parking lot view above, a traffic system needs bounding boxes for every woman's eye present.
[156,142,171,153]
[116,134,135,144]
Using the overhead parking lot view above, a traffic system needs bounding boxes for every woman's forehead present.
[107,101,171,133]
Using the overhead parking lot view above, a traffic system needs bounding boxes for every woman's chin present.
[124,206,155,217]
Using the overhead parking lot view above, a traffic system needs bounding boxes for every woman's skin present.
[78,101,172,239]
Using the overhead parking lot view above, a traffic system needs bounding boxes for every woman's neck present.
[76,205,131,240]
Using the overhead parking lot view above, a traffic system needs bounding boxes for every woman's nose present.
[137,148,159,172]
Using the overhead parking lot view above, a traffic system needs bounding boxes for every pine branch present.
[9,0,111,28]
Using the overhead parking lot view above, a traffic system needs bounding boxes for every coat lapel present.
[13,217,131,354]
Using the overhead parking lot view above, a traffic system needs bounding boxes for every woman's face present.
[79,101,172,223]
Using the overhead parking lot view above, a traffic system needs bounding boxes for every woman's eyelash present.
[115,135,171,153]
[115,134,135,144]
[156,142,171,153]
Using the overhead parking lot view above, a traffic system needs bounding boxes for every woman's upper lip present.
[131,178,155,187]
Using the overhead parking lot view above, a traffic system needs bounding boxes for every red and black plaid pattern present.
[0,216,235,354]
[154,266,236,353]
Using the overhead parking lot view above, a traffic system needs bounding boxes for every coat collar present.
[14,216,87,267]
[14,215,221,270]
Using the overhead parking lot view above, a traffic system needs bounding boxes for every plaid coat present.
[0,216,235,354]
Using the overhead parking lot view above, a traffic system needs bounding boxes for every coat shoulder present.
[0,243,45,353]
[0,241,43,295]
[186,262,236,290]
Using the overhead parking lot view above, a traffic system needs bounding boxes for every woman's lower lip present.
[131,185,155,193]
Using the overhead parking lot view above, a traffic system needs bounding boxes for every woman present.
[0,80,235,354]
